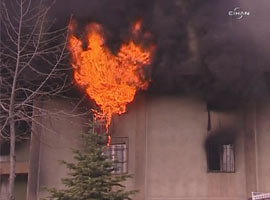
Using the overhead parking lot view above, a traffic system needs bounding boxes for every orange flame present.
[132,19,142,35]
[68,20,154,137]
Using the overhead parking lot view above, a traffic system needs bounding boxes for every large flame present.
[68,20,154,134]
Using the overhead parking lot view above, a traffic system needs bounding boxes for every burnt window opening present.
[106,143,128,174]
[207,143,235,173]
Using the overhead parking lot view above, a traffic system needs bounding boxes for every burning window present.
[207,143,235,172]
[106,143,128,174]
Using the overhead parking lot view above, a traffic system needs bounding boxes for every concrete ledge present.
[0,161,28,175]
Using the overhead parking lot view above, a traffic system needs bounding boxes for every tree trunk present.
[9,117,16,200]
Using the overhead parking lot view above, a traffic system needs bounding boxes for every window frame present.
[207,143,235,173]
[106,137,128,174]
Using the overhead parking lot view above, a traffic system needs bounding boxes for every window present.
[0,142,10,156]
[252,192,270,200]
[106,143,128,174]
[207,143,235,172]
[93,119,106,134]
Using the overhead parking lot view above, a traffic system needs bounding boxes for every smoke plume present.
[48,0,270,109]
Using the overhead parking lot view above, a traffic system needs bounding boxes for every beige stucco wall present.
[142,96,247,200]
[27,95,270,200]
[27,98,89,200]
[112,95,247,200]
[256,98,270,193]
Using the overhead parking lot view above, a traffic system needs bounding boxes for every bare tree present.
[0,0,73,199]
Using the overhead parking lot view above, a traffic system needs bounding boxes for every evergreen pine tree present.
[46,124,137,200]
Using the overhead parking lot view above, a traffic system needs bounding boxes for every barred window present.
[107,143,128,174]
[252,192,270,200]
[207,143,235,172]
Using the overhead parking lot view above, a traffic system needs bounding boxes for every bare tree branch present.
[0,0,75,199]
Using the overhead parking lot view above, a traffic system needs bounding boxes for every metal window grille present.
[107,143,127,174]
[252,192,270,200]
[207,143,235,172]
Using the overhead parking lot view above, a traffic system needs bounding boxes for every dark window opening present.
[207,143,235,172]
[0,142,10,156]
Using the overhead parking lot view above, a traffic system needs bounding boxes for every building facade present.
[0,140,29,200]
[26,95,270,200]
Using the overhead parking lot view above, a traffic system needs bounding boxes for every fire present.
[132,19,142,35]
[68,20,154,139]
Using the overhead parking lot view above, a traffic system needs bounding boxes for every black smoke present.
[48,0,270,109]
[205,128,237,148]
